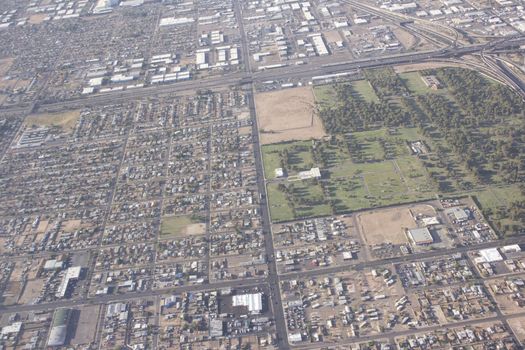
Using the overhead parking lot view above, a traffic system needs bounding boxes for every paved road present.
[10,35,524,115]
[279,236,525,281]
[0,278,267,313]
[292,311,525,350]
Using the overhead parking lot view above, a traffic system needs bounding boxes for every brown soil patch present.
[394,61,465,73]
[0,58,14,76]
[24,110,81,132]
[392,28,416,49]
[62,219,82,232]
[19,279,43,304]
[255,86,326,145]
[357,207,416,245]
[324,30,343,43]
[186,223,206,236]
[28,14,48,24]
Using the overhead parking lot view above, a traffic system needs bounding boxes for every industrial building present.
[447,207,470,222]
[56,266,82,299]
[47,308,73,347]
[298,167,321,180]
[407,227,434,245]
[232,293,263,314]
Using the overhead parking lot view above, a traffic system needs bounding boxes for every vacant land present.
[256,86,326,144]
[24,110,81,132]
[508,317,525,342]
[393,61,464,73]
[357,207,416,245]
[0,58,14,76]
[71,306,101,345]
[28,14,48,24]
[19,279,42,305]
[392,27,417,50]
[161,215,206,238]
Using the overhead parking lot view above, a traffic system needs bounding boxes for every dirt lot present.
[28,14,47,24]
[24,110,81,132]
[394,61,464,73]
[392,28,417,50]
[0,58,14,76]
[255,86,326,145]
[19,279,43,304]
[186,223,206,235]
[508,316,525,344]
[357,207,416,245]
[62,219,82,231]
[324,30,343,43]
[71,305,101,345]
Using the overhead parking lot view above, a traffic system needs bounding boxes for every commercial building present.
[447,207,469,222]
[47,308,72,347]
[407,227,434,245]
[232,293,263,314]
[298,167,321,180]
[56,266,82,298]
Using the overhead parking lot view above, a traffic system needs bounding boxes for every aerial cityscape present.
[0,0,524,349]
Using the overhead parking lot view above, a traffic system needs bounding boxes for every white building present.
[56,266,81,298]
[298,167,321,180]
[232,293,263,314]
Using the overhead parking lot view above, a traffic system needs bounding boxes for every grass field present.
[328,155,434,211]
[314,80,379,105]
[265,68,524,230]
[352,80,379,103]
[267,181,331,222]
[267,183,295,222]
[264,127,438,217]
[473,185,523,232]
[262,140,316,180]
[313,85,337,105]
[160,215,205,238]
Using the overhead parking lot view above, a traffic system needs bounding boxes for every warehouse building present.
[232,293,263,314]
[47,308,73,347]
[407,227,434,245]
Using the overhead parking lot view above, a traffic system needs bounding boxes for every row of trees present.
[318,83,410,133]
[435,68,524,123]
[363,68,409,98]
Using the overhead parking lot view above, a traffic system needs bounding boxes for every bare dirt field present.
[255,86,326,145]
[0,58,14,76]
[186,223,206,235]
[2,282,22,305]
[324,30,343,43]
[392,28,417,50]
[508,316,525,343]
[357,207,416,245]
[19,279,43,304]
[408,204,437,218]
[28,14,47,24]
[71,305,101,345]
[62,219,82,231]
[394,61,464,73]
[238,126,252,135]
[0,79,18,90]
[24,109,81,132]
